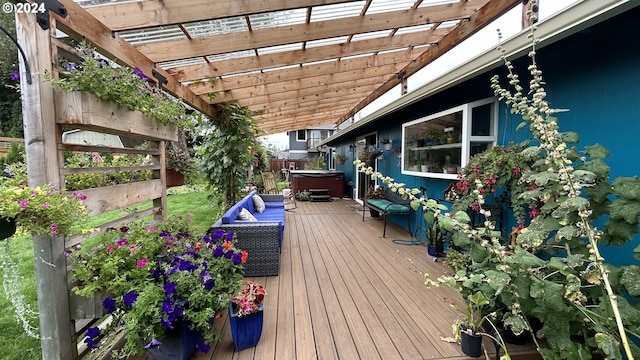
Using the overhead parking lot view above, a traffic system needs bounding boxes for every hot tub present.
[290,170,345,198]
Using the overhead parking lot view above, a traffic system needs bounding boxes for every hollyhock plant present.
[70,215,247,357]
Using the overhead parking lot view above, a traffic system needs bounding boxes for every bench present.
[210,190,285,276]
[362,187,411,238]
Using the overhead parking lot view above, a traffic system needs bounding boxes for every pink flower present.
[145,226,157,232]
[42,202,49,208]
[136,258,148,268]
[529,208,540,217]
[19,200,28,208]
[106,245,115,252]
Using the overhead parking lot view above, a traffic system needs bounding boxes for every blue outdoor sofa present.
[210,190,284,276]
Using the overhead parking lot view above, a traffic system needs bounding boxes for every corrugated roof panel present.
[257,43,304,55]
[158,57,206,70]
[395,23,435,35]
[365,0,416,15]
[417,0,458,7]
[310,1,366,22]
[206,50,255,62]
[183,16,248,37]
[351,30,392,42]
[306,36,350,48]
[249,9,306,30]
[119,26,185,45]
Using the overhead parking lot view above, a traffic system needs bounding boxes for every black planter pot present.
[369,209,380,218]
[460,331,483,357]
[0,217,17,241]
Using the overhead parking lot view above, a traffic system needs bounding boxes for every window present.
[401,98,497,179]
[296,130,307,141]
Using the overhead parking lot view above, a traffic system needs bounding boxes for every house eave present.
[319,0,638,147]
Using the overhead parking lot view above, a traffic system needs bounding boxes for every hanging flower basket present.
[0,216,16,241]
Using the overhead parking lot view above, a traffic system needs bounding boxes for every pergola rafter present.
[65,0,521,134]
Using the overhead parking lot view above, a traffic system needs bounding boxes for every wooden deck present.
[136,199,538,360]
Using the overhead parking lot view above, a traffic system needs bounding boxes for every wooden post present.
[16,13,75,360]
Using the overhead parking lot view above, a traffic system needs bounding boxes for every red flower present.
[241,251,248,264]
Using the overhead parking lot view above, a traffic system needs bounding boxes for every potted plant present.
[454,291,495,358]
[335,153,348,165]
[69,216,247,359]
[229,280,267,350]
[357,146,383,167]
[0,163,89,237]
[381,139,393,150]
[165,144,195,187]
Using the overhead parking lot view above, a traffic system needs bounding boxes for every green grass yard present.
[0,190,218,360]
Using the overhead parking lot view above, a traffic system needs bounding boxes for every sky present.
[259,0,580,149]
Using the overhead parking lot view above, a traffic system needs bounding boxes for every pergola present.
[12,1,531,359]
[58,0,523,135]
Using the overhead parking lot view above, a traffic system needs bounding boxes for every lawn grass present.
[0,189,218,360]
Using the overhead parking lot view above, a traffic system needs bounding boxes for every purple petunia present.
[232,252,242,265]
[123,291,138,307]
[66,63,76,71]
[164,282,177,296]
[225,231,234,240]
[84,327,101,349]
[162,298,174,314]
[102,297,116,314]
[203,278,215,290]
[160,317,173,329]
[196,341,211,353]
[144,338,161,349]
[202,235,211,243]
[224,251,233,259]
[211,229,224,239]
[133,67,149,81]
[10,71,19,81]
[212,245,224,257]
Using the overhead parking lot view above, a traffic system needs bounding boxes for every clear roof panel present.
[351,30,392,42]
[249,9,306,30]
[365,0,417,15]
[310,1,366,22]
[183,17,248,37]
[417,0,459,7]
[158,57,206,70]
[206,50,255,62]
[306,36,350,48]
[257,43,304,56]
[395,23,435,35]
[119,26,185,45]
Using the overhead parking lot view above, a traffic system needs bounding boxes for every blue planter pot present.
[146,320,203,360]
[229,303,264,351]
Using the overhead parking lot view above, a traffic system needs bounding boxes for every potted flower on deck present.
[229,280,267,350]
[70,216,247,359]
[335,153,348,165]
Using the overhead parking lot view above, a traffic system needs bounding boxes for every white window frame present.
[296,130,307,142]
[401,97,498,179]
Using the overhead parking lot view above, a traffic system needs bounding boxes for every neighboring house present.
[286,126,335,160]
[322,0,640,266]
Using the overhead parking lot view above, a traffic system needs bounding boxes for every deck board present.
[135,198,539,360]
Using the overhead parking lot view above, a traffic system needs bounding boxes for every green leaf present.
[584,181,612,203]
[547,257,567,271]
[521,146,540,158]
[516,121,528,131]
[595,333,622,359]
[424,211,435,224]
[505,248,546,268]
[529,171,559,186]
[470,243,489,263]
[609,199,640,223]
[560,131,579,144]
[484,270,511,295]
[530,279,566,312]
[454,211,470,224]
[438,216,454,232]
[502,313,528,336]
[452,232,470,247]
[584,143,611,160]
[579,159,610,179]
[541,216,561,232]
[611,176,640,200]
[620,265,640,296]
[556,226,580,241]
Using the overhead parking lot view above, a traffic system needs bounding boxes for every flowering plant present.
[0,163,88,236]
[70,215,247,356]
[231,281,266,317]
[48,43,192,130]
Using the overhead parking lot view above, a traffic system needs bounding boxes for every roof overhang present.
[319,0,638,146]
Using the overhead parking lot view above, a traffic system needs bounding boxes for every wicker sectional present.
[211,191,284,276]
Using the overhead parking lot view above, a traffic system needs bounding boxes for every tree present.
[0,12,23,138]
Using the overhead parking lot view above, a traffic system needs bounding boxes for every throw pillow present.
[237,208,257,221]
[253,194,266,213]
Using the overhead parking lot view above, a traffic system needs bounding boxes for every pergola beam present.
[86,0,362,31]
[169,30,446,81]
[337,0,521,126]
[54,0,216,119]
[136,2,484,63]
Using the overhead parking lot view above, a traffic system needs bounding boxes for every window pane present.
[296,130,306,141]
[471,103,493,136]
[403,110,462,173]
[470,142,493,157]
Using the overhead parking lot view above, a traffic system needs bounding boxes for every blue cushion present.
[367,199,409,214]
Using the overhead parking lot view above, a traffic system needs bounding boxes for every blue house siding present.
[328,6,640,266]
